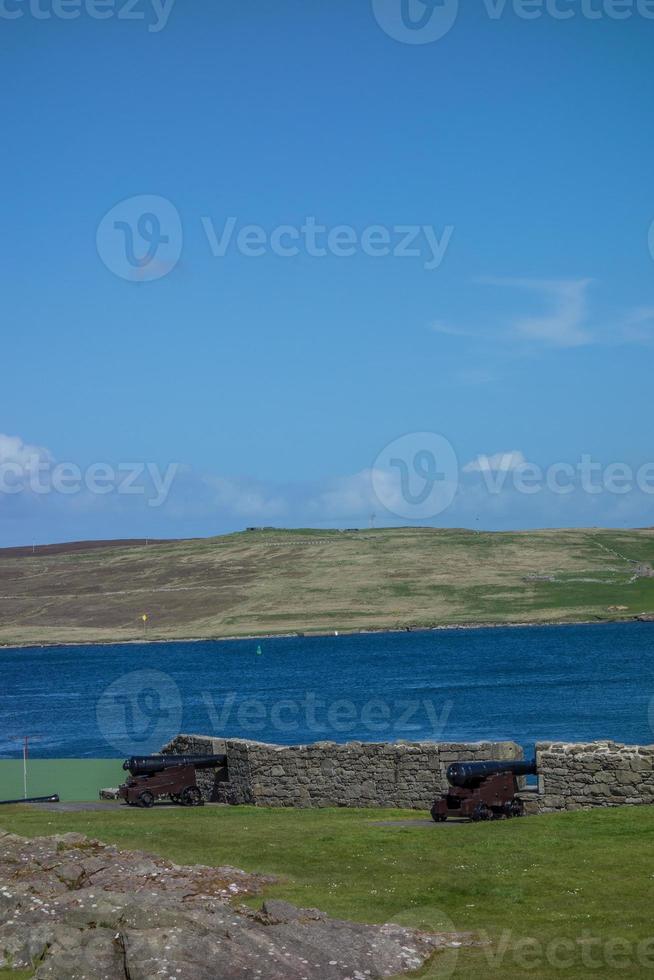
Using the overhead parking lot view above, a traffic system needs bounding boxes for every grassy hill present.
[1,526,654,646]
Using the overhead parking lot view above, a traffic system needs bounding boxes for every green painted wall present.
[0,759,123,802]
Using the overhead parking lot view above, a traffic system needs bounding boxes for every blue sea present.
[1,622,653,759]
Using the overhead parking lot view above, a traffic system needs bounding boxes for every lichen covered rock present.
[0,830,477,979]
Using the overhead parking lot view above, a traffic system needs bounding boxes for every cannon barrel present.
[123,754,227,776]
[446,758,536,788]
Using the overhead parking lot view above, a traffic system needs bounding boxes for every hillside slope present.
[1,527,654,645]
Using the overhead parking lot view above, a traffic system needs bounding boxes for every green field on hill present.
[2,803,653,978]
[1,526,654,646]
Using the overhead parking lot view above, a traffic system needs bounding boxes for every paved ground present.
[24,800,229,812]
[25,801,125,812]
[20,803,469,822]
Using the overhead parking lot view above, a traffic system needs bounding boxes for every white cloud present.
[463,450,527,473]
[309,469,377,518]
[183,469,385,524]
[4,429,654,541]
[203,475,287,519]
[0,433,52,472]
[482,276,593,348]
[429,277,601,350]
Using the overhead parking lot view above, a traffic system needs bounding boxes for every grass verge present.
[1,803,653,977]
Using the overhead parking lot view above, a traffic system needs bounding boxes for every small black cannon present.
[431,758,537,822]
[0,794,60,806]
[119,754,227,808]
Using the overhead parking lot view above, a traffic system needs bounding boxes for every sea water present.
[1,622,652,758]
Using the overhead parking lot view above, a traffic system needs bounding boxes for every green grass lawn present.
[2,804,654,977]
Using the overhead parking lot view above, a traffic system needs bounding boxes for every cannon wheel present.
[430,803,447,823]
[181,786,203,807]
[471,803,491,822]
[138,791,154,809]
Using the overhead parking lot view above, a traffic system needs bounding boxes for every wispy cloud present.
[203,475,287,519]
[3,431,654,540]
[430,276,654,351]
[463,450,527,473]
[621,306,654,344]
[480,276,594,348]
[429,320,475,338]
[309,469,377,518]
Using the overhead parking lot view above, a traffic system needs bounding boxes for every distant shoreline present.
[1,614,650,652]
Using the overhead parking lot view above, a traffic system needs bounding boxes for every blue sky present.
[1,0,653,544]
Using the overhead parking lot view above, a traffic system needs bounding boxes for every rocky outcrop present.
[0,830,477,979]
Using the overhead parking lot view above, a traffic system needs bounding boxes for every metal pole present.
[11,736,41,800]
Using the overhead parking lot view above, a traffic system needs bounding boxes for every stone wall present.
[162,734,522,808]
[536,740,654,812]
[159,735,654,812]
[160,735,230,803]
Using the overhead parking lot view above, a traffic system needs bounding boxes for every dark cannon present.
[118,754,227,809]
[431,757,537,822]
[123,754,227,776]
[0,794,60,806]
